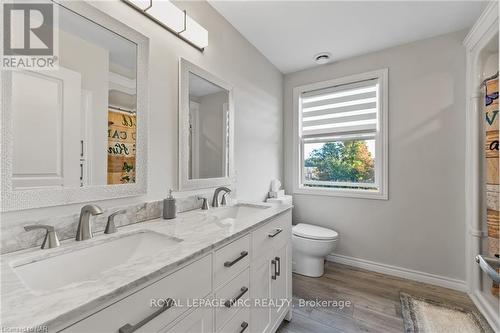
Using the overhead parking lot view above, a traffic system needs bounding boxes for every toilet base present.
[292,254,326,277]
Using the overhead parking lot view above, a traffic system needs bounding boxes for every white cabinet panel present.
[250,257,272,333]
[270,244,290,323]
[252,212,291,260]
[12,68,81,188]
[214,235,250,288]
[219,308,249,333]
[215,268,250,331]
[162,308,213,333]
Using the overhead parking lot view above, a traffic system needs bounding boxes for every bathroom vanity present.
[1,203,292,333]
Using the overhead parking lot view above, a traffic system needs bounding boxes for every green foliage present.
[122,162,134,173]
[305,141,375,183]
[121,162,135,183]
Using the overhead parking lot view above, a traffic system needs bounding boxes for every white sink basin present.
[11,231,181,294]
[209,204,269,220]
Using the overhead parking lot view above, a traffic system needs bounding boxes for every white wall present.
[284,30,467,281]
[1,1,282,224]
[198,91,228,179]
[60,30,109,185]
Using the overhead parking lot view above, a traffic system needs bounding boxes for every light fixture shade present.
[179,15,208,49]
[122,0,208,50]
[147,0,185,33]
[126,0,150,11]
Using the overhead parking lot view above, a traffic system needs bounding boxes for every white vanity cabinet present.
[250,211,292,333]
[59,210,292,333]
[62,255,213,333]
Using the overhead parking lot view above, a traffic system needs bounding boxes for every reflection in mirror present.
[188,73,229,180]
[11,4,137,189]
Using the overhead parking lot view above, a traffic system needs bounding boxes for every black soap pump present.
[163,189,176,219]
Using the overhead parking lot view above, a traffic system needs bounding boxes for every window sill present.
[293,186,388,200]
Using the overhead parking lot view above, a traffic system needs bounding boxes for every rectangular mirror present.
[1,1,149,211]
[12,5,137,188]
[179,59,234,190]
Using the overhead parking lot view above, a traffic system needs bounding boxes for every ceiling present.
[59,5,137,73]
[189,73,225,97]
[209,1,488,74]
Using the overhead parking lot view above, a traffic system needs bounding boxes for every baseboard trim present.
[469,291,500,332]
[326,254,467,292]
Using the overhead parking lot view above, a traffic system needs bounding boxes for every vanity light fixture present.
[122,0,208,51]
[314,52,332,64]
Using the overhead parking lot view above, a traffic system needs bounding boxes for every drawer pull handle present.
[275,256,281,277]
[118,298,175,333]
[224,286,248,308]
[268,228,283,238]
[271,259,277,280]
[224,251,248,267]
[239,321,249,333]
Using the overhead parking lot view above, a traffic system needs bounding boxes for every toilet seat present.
[292,223,338,241]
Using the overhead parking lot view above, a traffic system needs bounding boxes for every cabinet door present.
[270,243,290,323]
[162,308,213,333]
[12,68,81,188]
[250,257,272,333]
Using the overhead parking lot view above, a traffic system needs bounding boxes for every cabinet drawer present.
[62,254,212,333]
[214,235,250,288]
[215,268,250,332]
[218,308,249,333]
[161,307,214,333]
[252,211,291,260]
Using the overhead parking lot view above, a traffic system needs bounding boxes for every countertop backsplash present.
[1,195,207,255]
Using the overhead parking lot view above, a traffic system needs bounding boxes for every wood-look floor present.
[277,262,480,333]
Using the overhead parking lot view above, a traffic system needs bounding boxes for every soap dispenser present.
[163,189,176,219]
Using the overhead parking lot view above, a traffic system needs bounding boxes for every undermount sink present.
[11,231,182,294]
[209,204,270,220]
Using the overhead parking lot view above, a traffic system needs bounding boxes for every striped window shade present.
[300,79,379,138]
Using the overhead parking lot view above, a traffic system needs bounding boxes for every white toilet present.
[292,223,338,277]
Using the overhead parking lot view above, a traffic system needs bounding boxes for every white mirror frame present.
[1,1,149,211]
[179,58,235,191]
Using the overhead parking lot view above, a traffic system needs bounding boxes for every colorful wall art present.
[484,76,499,296]
[107,110,136,184]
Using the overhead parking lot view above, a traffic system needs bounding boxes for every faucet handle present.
[24,225,60,249]
[197,196,209,210]
[105,210,126,234]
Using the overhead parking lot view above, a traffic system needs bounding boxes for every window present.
[293,69,388,199]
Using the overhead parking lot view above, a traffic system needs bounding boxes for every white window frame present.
[292,68,388,200]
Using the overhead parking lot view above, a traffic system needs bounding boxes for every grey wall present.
[284,30,467,281]
[1,1,283,227]
[198,91,227,179]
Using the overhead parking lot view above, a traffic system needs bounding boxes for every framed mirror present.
[1,1,149,211]
[179,58,234,190]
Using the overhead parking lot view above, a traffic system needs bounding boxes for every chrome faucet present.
[76,204,104,241]
[24,225,60,249]
[212,187,231,208]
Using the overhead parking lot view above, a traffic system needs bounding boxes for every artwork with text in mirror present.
[11,4,137,189]
[188,72,230,180]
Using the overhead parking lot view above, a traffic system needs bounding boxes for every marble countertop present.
[1,202,292,331]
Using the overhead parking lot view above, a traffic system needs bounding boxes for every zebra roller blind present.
[300,79,379,138]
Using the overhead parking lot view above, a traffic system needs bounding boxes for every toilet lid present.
[292,223,338,240]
